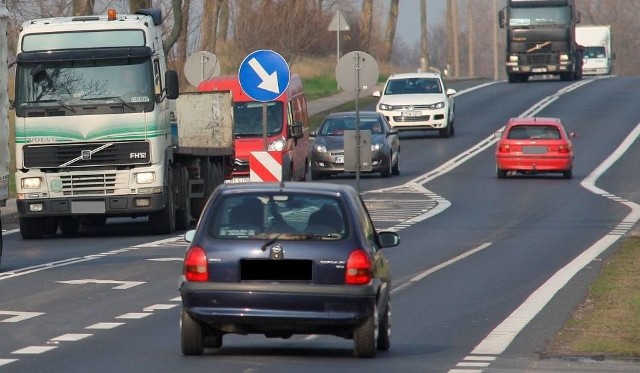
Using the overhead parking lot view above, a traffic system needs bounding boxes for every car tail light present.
[345,249,372,285]
[558,144,571,153]
[184,246,208,282]
[498,144,511,153]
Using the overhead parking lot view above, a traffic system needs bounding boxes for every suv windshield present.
[384,77,442,95]
[209,193,347,239]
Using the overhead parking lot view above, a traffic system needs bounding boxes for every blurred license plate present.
[71,201,105,214]
[532,67,547,73]
[224,177,251,184]
[402,110,421,117]
[523,146,547,154]
[335,156,344,164]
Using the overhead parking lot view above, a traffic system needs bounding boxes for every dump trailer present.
[12,8,234,239]
[499,0,583,83]
[576,25,612,75]
[1,1,10,263]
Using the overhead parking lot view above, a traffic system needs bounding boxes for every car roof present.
[324,111,380,119]
[507,117,563,127]
[218,181,357,196]
[387,72,442,80]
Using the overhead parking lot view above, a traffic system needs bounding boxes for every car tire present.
[377,301,391,351]
[391,151,400,176]
[353,304,378,358]
[204,332,223,349]
[181,309,204,356]
[439,124,452,138]
[381,154,392,178]
[563,169,573,179]
[496,167,507,179]
[449,119,455,136]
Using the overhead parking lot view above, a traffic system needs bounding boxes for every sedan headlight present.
[268,137,286,151]
[378,103,393,111]
[432,101,445,109]
[314,144,327,153]
[21,177,42,189]
[134,172,155,184]
[371,143,383,151]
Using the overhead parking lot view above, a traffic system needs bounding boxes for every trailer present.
[12,8,233,239]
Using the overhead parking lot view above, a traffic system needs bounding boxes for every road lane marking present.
[0,359,18,367]
[0,310,44,322]
[56,279,145,289]
[116,313,152,319]
[85,322,125,329]
[12,346,57,354]
[50,334,92,342]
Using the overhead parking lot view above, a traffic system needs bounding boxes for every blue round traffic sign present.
[238,50,290,102]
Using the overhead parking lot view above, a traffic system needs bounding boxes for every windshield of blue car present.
[208,193,348,240]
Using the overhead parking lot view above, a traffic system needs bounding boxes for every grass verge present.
[544,235,640,359]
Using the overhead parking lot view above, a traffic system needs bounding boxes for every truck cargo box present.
[174,91,234,157]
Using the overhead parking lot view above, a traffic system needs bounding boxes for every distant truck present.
[499,0,583,83]
[576,25,613,76]
[12,8,234,239]
[1,1,9,263]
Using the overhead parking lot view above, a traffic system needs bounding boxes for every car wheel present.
[204,332,223,349]
[353,304,378,358]
[181,309,204,356]
[381,153,392,178]
[377,301,391,351]
[391,151,400,176]
[439,124,451,138]
[496,167,507,179]
[563,169,573,179]
[449,120,455,136]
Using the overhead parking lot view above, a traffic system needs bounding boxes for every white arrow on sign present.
[56,279,145,290]
[0,310,44,323]
[248,57,279,94]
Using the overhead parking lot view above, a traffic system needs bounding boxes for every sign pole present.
[262,103,268,150]
[337,11,341,90]
[354,52,361,193]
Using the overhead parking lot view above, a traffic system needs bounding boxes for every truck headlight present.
[134,172,155,184]
[22,177,42,189]
[268,137,286,152]
[379,103,392,111]
[509,55,518,62]
[560,54,569,61]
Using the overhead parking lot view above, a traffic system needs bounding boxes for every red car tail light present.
[558,144,571,153]
[184,246,208,282]
[498,144,511,153]
[345,249,372,285]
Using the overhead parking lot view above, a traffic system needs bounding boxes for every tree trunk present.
[72,0,94,16]
[176,0,190,88]
[129,0,151,13]
[218,0,229,42]
[200,0,223,53]
[382,0,399,63]
[162,0,183,57]
[359,0,373,52]
[420,0,428,71]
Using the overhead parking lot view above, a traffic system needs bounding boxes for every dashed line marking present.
[50,334,92,342]
[12,346,57,354]
[86,322,125,330]
[116,312,152,320]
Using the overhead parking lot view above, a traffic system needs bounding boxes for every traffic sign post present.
[238,50,290,150]
[328,11,350,90]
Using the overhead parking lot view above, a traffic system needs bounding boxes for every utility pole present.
[467,0,474,78]
[494,0,500,80]
[452,0,460,78]
[420,0,429,72]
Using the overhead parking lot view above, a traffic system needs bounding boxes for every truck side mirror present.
[165,70,179,99]
[289,121,304,139]
[498,9,505,29]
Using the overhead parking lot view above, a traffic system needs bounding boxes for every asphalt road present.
[1,76,640,372]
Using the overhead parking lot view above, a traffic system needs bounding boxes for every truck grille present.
[60,173,118,196]
[23,141,150,169]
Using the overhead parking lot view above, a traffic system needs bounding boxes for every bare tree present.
[200,0,222,53]
[218,0,229,42]
[72,0,94,15]
[162,0,183,57]
[128,0,151,13]
[359,0,373,52]
[380,0,399,63]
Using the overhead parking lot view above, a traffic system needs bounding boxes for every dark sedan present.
[180,182,400,358]
[308,111,400,179]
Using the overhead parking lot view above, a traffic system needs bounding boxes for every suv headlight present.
[379,103,393,111]
[432,101,445,109]
[268,137,286,151]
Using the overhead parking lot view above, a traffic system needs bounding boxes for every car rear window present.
[507,125,560,140]
[207,193,348,240]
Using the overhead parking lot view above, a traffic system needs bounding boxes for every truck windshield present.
[15,58,154,108]
[510,7,570,26]
[584,46,606,59]
[233,102,284,137]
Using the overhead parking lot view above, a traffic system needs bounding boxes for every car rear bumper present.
[181,282,378,334]
[496,155,573,171]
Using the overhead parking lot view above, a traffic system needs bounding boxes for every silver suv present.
[373,72,456,137]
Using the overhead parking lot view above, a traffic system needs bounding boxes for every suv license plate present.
[402,110,422,117]
[335,156,344,164]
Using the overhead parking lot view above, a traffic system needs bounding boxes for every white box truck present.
[1,1,10,264]
[12,8,234,239]
[576,25,613,75]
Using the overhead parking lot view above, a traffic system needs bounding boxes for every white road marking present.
[56,279,145,290]
[146,257,184,262]
[85,322,125,330]
[116,312,152,319]
[12,346,57,354]
[0,359,18,367]
[50,334,92,342]
[144,304,179,312]
[0,310,44,323]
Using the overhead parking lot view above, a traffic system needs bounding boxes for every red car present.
[495,117,575,179]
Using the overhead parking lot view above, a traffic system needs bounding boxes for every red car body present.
[495,117,574,179]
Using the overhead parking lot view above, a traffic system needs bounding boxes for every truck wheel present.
[191,158,213,219]
[149,172,176,234]
[19,217,46,239]
[1,217,3,267]
[175,166,192,231]
[59,217,80,236]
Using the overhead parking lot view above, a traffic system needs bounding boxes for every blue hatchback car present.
[180,182,400,358]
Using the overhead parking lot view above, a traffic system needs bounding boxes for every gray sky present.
[396,0,446,45]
